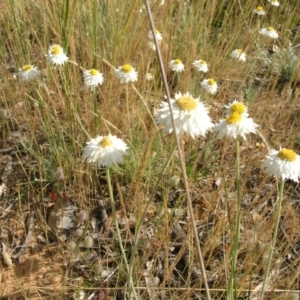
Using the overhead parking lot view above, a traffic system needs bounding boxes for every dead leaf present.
[47,199,77,241]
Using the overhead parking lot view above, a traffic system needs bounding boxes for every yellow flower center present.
[155,29,160,34]
[237,49,243,53]
[122,64,133,73]
[230,102,246,114]
[22,65,32,72]
[90,69,99,76]
[268,27,275,32]
[174,59,182,65]
[51,45,61,55]
[208,78,215,85]
[201,60,206,64]
[257,6,264,11]
[176,96,197,111]
[99,136,113,148]
[278,148,297,162]
[226,112,242,124]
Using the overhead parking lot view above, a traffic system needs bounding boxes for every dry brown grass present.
[1,0,300,299]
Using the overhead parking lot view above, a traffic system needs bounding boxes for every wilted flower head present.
[214,111,258,140]
[115,64,138,84]
[262,148,300,182]
[253,6,266,15]
[83,134,128,167]
[201,78,218,95]
[156,92,214,138]
[46,44,69,66]
[192,59,209,73]
[268,0,280,6]
[169,59,185,73]
[18,64,41,81]
[83,69,104,88]
[260,27,279,39]
[230,49,246,62]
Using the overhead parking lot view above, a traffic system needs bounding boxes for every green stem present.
[93,88,99,132]
[63,0,70,48]
[92,0,98,65]
[259,180,285,300]
[106,168,139,300]
[125,84,132,140]
[228,138,241,300]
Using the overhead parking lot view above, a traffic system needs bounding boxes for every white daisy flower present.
[145,73,153,81]
[18,64,41,81]
[192,59,209,73]
[83,134,128,167]
[148,30,163,43]
[46,44,69,66]
[230,49,247,62]
[115,64,138,84]
[83,68,104,88]
[201,78,218,95]
[260,27,279,39]
[169,59,185,73]
[225,100,248,117]
[148,30,163,51]
[262,148,300,182]
[268,0,280,6]
[156,92,214,138]
[214,112,258,140]
[253,6,266,15]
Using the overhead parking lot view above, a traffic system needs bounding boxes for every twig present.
[144,1,212,299]
[12,210,35,263]
[0,198,18,219]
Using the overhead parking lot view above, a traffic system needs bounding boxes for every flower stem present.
[125,84,132,140]
[259,180,285,300]
[106,168,139,299]
[228,138,241,300]
[93,88,99,132]
[145,2,212,299]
